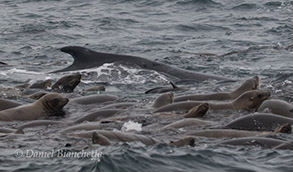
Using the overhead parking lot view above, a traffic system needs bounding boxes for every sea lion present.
[73,109,126,123]
[101,102,136,109]
[154,90,270,113]
[29,79,52,89]
[28,92,48,100]
[273,141,293,150]
[16,120,68,130]
[188,124,291,138]
[257,99,293,118]
[15,79,52,90]
[92,132,111,146]
[162,118,214,129]
[0,98,22,111]
[69,94,117,105]
[0,93,69,121]
[154,103,209,119]
[174,76,259,102]
[219,137,285,148]
[59,122,113,133]
[183,103,209,118]
[152,92,174,108]
[224,113,293,131]
[70,130,157,146]
[145,82,186,94]
[86,85,105,92]
[51,73,81,93]
[170,137,196,147]
[52,46,231,82]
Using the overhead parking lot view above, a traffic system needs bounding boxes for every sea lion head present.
[184,103,209,118]
[51,73,81,93]
[38,93,69,116]
[233,90,271,111]
[152,92,174,108]
[92,132,111,146]
[234,76,259,94]
[170,136,196,147]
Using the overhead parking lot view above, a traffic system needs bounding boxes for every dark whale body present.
[52,46,230,82]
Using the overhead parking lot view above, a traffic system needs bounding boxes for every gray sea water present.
[1,0,293,171]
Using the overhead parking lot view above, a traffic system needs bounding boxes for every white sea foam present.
[121,120,142,132]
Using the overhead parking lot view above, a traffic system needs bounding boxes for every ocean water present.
[0,0,293,171]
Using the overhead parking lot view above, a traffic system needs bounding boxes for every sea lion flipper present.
[169,81,178,89]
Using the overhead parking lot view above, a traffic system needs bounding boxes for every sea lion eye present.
[290,109,293,113]
[51,98,60,105]
[257,94,263,99]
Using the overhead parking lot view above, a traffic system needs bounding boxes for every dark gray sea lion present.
[101,102,136,109]
[257,99,293,118]
[170,137,196,147]
[29,79,52,89]
[0,98,22,111]
[69,94,117,105]
[174,76,259,102]
[145,82,186,94]
[224,113,293,131]
[52,73,81,93]
[52,46,231,82]
[152,92,174,108]
[71,130,157,146]
[219,137,285,148]
[187,124,291,138]
[273,141,293,150]
[154,90,270,113]
[16,120,68,130]
[73,109,126,123]
[0,93,69,121]
[162,118,214,129]
[86,85,105,92]
[60,122,111,133]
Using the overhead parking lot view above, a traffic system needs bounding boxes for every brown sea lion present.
[174,76,259,102]
[0,98,22,111]
[0,93,68,121]
[218,137,285,148]
[257,99,293,118]
[51,73,81,93]
[154,90,270,113]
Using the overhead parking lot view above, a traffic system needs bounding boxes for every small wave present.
[176,0,222,6]
[176,24,230,32]
[231,3,259,10]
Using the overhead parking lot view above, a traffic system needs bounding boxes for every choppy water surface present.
[0,0,293,171]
